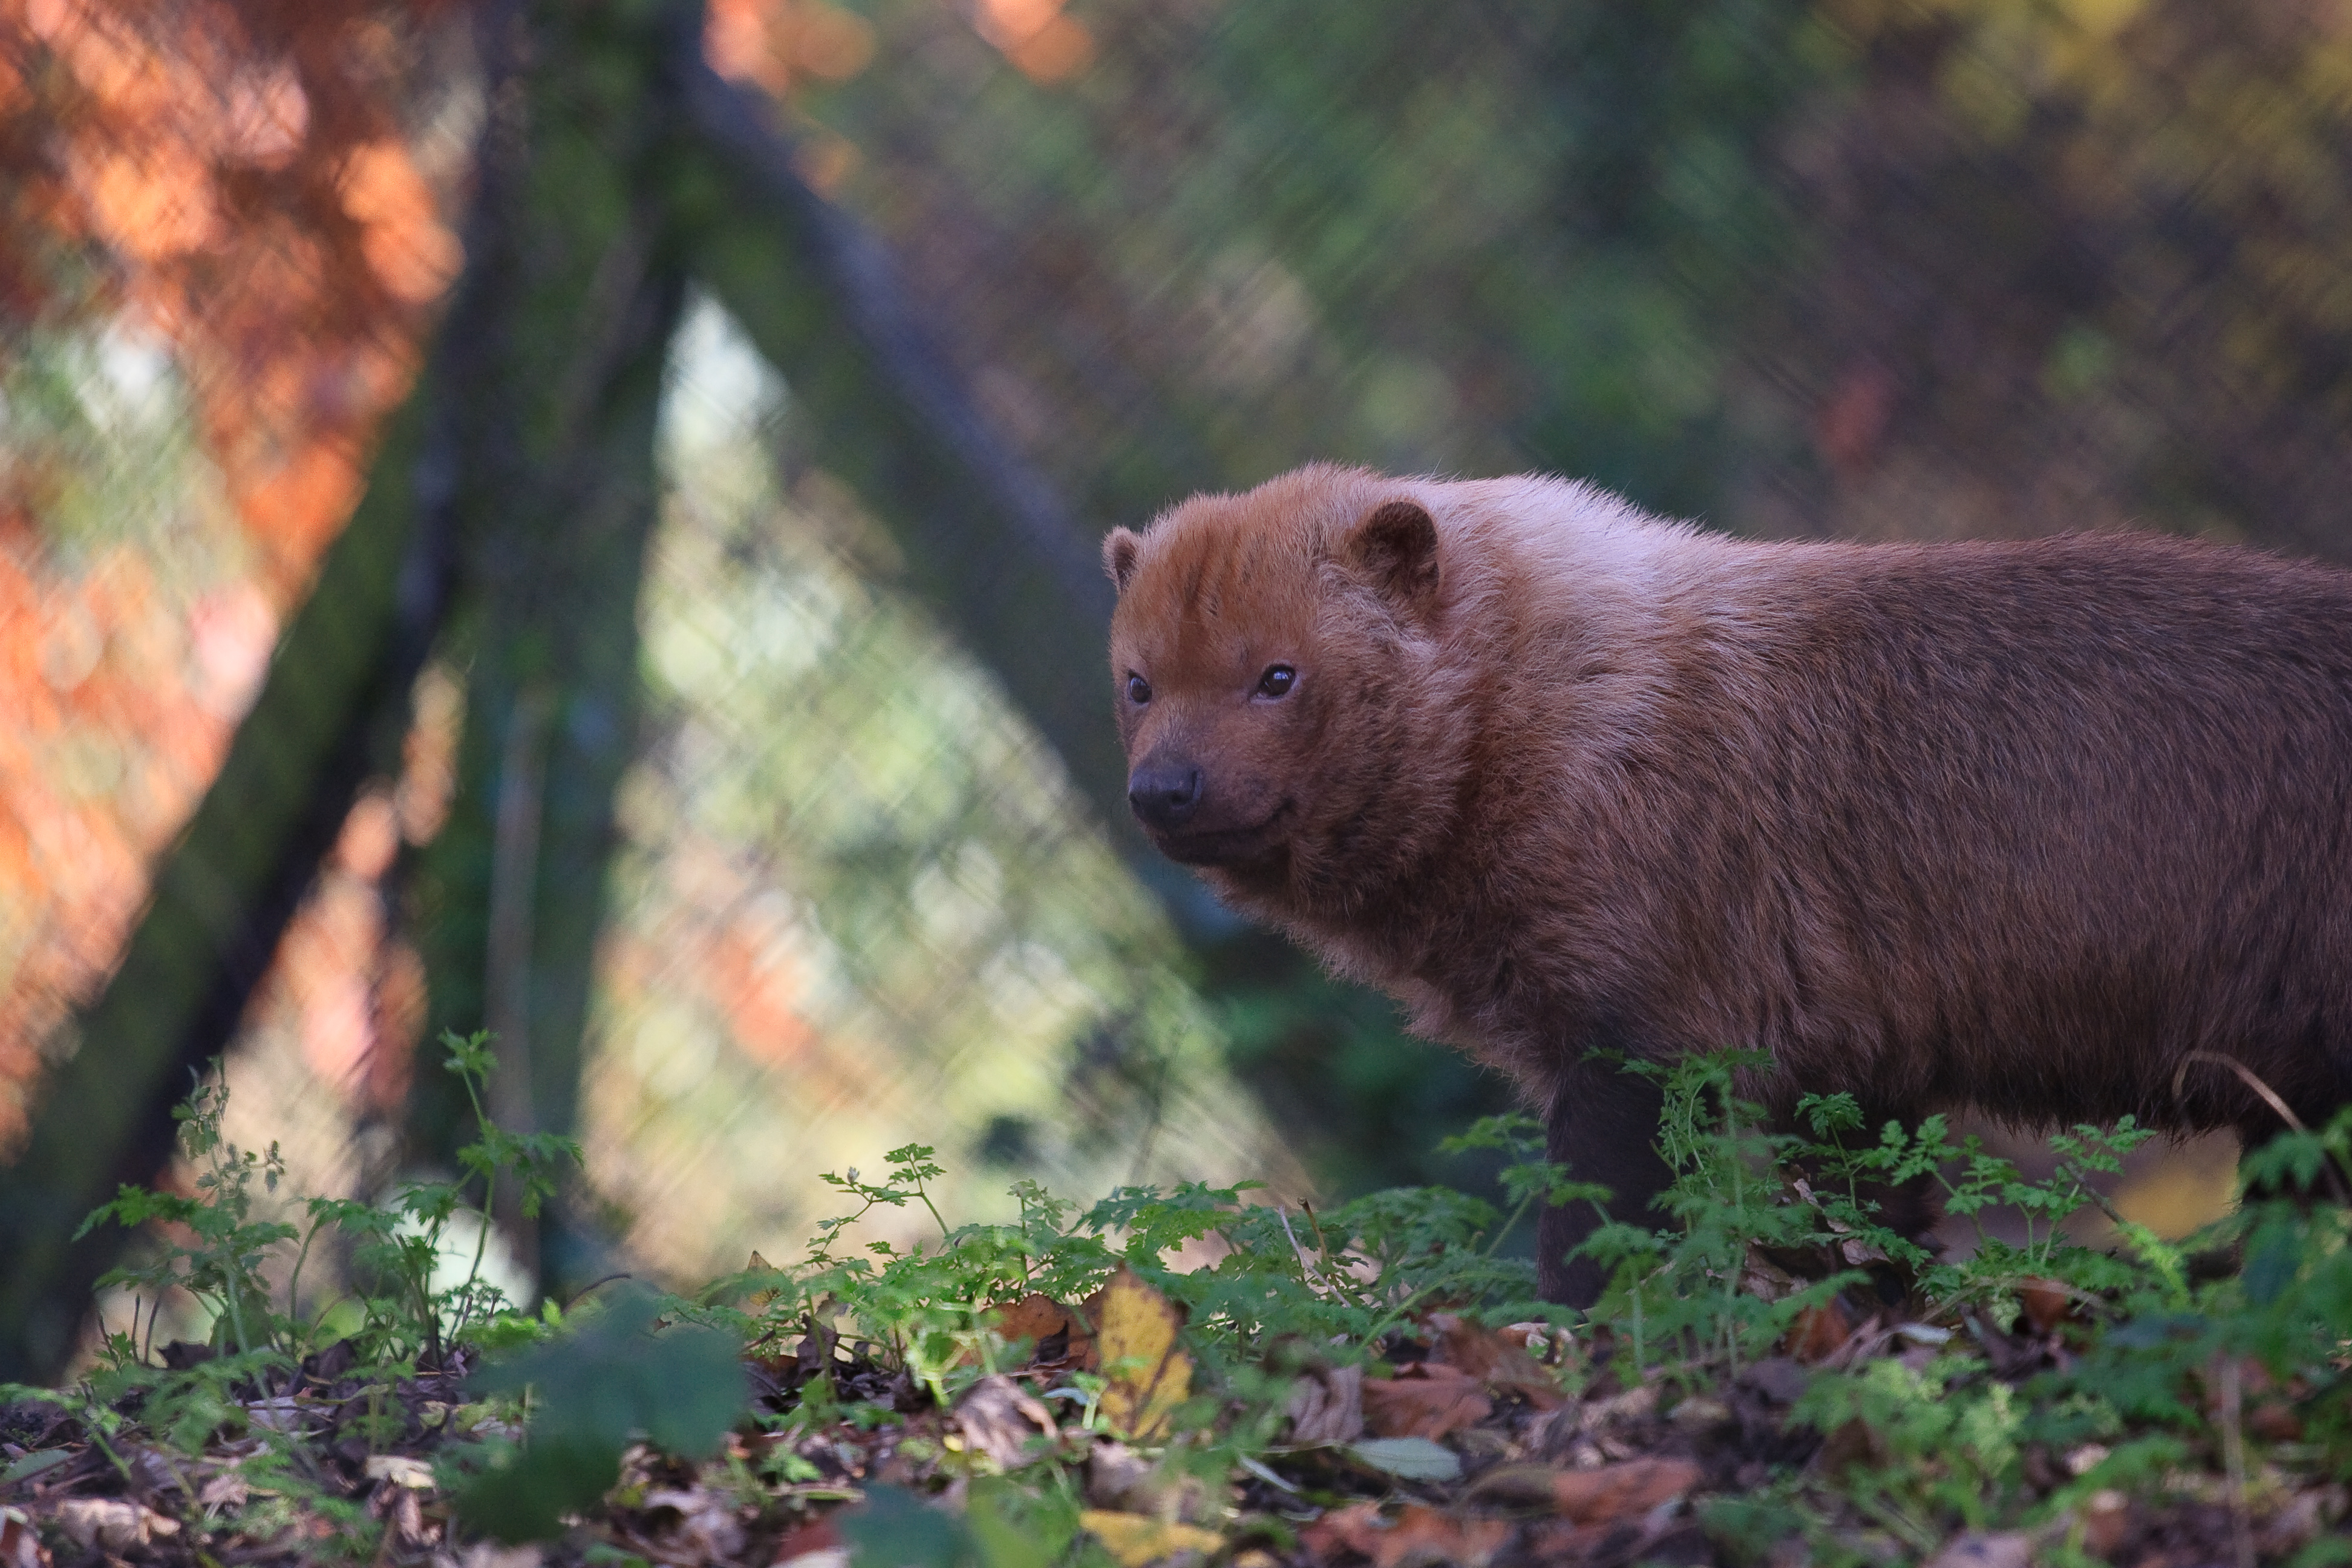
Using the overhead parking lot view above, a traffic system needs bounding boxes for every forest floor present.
[3,1045,2348,1568]
[2,1266,2347,1568]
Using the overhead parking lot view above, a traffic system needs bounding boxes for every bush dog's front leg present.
[1538,1058,1676,1308]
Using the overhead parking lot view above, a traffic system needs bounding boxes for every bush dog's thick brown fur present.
[1104,465,2352,1304]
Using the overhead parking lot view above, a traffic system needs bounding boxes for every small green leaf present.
[1344,1437,1462,1482]
[0,1448,73,1486]
[840,1483,974,1568]
[452,1432,622,1543]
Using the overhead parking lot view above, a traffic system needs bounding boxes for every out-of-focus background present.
[1,0,2343,1380]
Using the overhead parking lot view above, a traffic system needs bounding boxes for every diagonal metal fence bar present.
[660,22,1134,857]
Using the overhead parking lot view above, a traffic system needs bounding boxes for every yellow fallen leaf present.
[363,1454,435,1489]
[1093,1266,1192,1440]
[743,1250,783,1312]
[1080,1509,1224,1567]
[988,1291,1096,1368]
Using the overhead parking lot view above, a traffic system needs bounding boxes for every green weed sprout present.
[76,1030,581,1394]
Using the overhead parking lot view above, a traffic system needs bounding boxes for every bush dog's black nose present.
[1128,762,1202,830]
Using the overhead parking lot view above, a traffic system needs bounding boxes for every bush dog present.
[1103,464,2352,1305]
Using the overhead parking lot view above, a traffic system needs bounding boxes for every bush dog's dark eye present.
[1126,673,1151,704]
[1256,665,1296,698]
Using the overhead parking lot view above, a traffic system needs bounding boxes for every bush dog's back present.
[1103,465,2352,1304]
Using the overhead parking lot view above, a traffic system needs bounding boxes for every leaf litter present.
[4,1044,2352,1567]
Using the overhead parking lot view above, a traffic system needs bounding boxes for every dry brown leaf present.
[2249,1400,2307,1442]
[1921,1532,2033,1568]
[1789,1178,1901,1272]
[2076,1489,2131,1558]
[1517,1519,1606,1563]
[0,1508,47,1568]
[990,1290,1096,1369]
[641,1485,748,1563]
[197,1466,252,1512]
[2200,1356,2310,1442]
[955,1374,1057,1471]
[1381,1507,1512,1568]
[1300,1502,1510,1568]
[1469,1465,1564,1508]
[241,1394,308,1433]
[1085,1440,1155,1510]
[2256,1488,2337,1556]
[1094,1267,1192,1440]
[794,1317,841,1385]
[1497,1322,1569,1364]
[1360,1364,1492,1441]
[128,1448,187,1494]
[1583,1378,1660,1429]
[772,1550,850,1568]
[1668,1395,1731,1431]
[1085,1442,1214,1522]
[2018,1278,2074,1334]
[458,1545,546,1568]
[1785,1296,1859,1363]
[1284,1362,1366,1445]
[1428,1314,1563,1410]
[766,1516,845,1568]
[55,1498,179,1551]
[1546,1457,1701,1524]
[388,1487,430,1551]
[1079,1509,1224,1567]
[1739,1246,1808,1304]
[1299,1501,1385,1561]
[1737,1356,1811,1406]
[1818,1416,1887,1474]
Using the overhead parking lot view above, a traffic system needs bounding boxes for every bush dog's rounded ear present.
[1103,527,1142,593]
[1346,499,1441,615]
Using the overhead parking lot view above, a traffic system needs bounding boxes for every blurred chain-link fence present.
[21,288,1287,1346]
[0,0,1285,1353]
[586,297,1282,1276]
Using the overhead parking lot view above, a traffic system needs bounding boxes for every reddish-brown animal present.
[1103,465,2352,1305]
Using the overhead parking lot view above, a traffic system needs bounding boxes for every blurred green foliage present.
[816,0,1835,521]
[456,1285,748,1543]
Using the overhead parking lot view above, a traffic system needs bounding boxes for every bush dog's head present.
[1103,466,1477,906]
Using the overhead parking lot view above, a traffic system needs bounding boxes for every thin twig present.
[2215,1353,2256,1568]
[2175,1051,2309,1134]
[561,1272,635,1310]
[2078,1181,2133,1232]
[1273,1204,1333,1298]
[2175,1051,2351,1201]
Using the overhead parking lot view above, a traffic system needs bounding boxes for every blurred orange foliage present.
[704,0,877,194]
[5,0,463,590]
[0,0,462,1138]
[971,0,1093,83]
[704,0,875,97]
